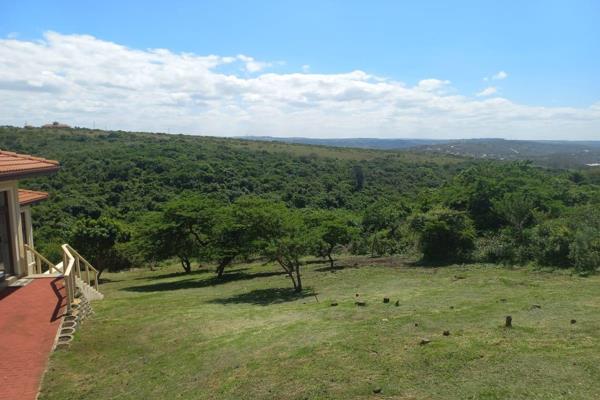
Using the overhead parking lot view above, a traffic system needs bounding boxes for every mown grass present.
[40,257,600,399]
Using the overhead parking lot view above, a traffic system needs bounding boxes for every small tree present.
[212,196,288,277]
[262,208,314,292]
[362,200,410,256]
[306,210,358,268]
[69,217,129,278]
[409,207,475,263]
[133,196,218,273]
[493,192,536,242]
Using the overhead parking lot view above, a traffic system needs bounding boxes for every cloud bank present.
[1,32,599,139]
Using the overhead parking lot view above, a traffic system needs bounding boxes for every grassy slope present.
[40,258,600,400]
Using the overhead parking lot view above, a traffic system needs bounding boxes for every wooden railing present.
[24,244,63,275]
[24,244,101,313]
[61,244,100,313]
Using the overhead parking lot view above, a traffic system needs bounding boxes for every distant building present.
[41,121,71,129]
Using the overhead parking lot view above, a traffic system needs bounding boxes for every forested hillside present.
[242,136,600,168]
[1,126,599,285]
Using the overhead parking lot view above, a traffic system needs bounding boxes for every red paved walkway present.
[0,277,66,400]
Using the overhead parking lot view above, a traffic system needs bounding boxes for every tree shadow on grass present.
[208,287,317,306]
[314,263,359,273]
[405,259,461,268]
[134,267,249,281]
[122,270,285,293]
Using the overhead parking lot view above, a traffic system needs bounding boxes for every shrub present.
[530,220,573,268]
[409,208,475,262]
[569,228,600,272]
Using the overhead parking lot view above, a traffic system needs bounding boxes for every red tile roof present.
[18,189,49,206]
[0,150,59,181]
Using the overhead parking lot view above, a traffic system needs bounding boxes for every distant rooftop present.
[0,150,60,181]
[41,121,71,129]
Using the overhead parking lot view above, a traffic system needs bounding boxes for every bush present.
[409,208,475,263]
[569,228,600,272]
[474,232,516,264]
[530,220,573,268]
[474,229,535,265]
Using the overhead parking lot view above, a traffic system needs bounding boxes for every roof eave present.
[0,166,60,182]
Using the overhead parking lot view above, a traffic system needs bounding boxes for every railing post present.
[76,256,81,278]
[36,254,42,274]
[62,248,71,313]
[85,261,90,286]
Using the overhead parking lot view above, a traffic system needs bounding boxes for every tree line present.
[68,161,600,292]
[1,126,599,290]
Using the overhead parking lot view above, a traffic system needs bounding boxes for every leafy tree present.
[531,219,573,267]
[305,210,359,268]
[492,192,536,241]
[362,200,410,256]
[262,208,314,292]
[352,165,365,191]
[409,207,476,262]
[211,197,287,277]
[132,196,218,273]
[69,217,129,278]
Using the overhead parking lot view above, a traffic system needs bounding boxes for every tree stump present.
[505,316,512,328]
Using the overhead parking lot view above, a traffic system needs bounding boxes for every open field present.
[40,258,600,400]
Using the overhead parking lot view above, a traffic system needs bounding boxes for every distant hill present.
[239,136,600,168]
[239,136,450,150]
[416,139,600,168]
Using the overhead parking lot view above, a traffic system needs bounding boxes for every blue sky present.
[1,1,599,139]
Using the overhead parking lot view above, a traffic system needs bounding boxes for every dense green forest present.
[1,126,599,288]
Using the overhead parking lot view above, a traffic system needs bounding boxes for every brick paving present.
[0,278,66,400]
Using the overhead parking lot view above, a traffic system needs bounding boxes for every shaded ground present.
[40,257,600,400]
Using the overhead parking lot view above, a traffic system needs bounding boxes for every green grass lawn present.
[40,257,600,400]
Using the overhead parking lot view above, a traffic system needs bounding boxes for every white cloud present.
[301,64,310,73]
[492,71,508,80]
[0,33,598,139]
[417,79,450,92]
[476,86,497,97]
[236,54,271,73]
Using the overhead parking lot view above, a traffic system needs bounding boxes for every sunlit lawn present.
[40,257,600,399]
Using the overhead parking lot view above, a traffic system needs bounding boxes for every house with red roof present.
[0,149,104,399]
[0,148,103,301]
